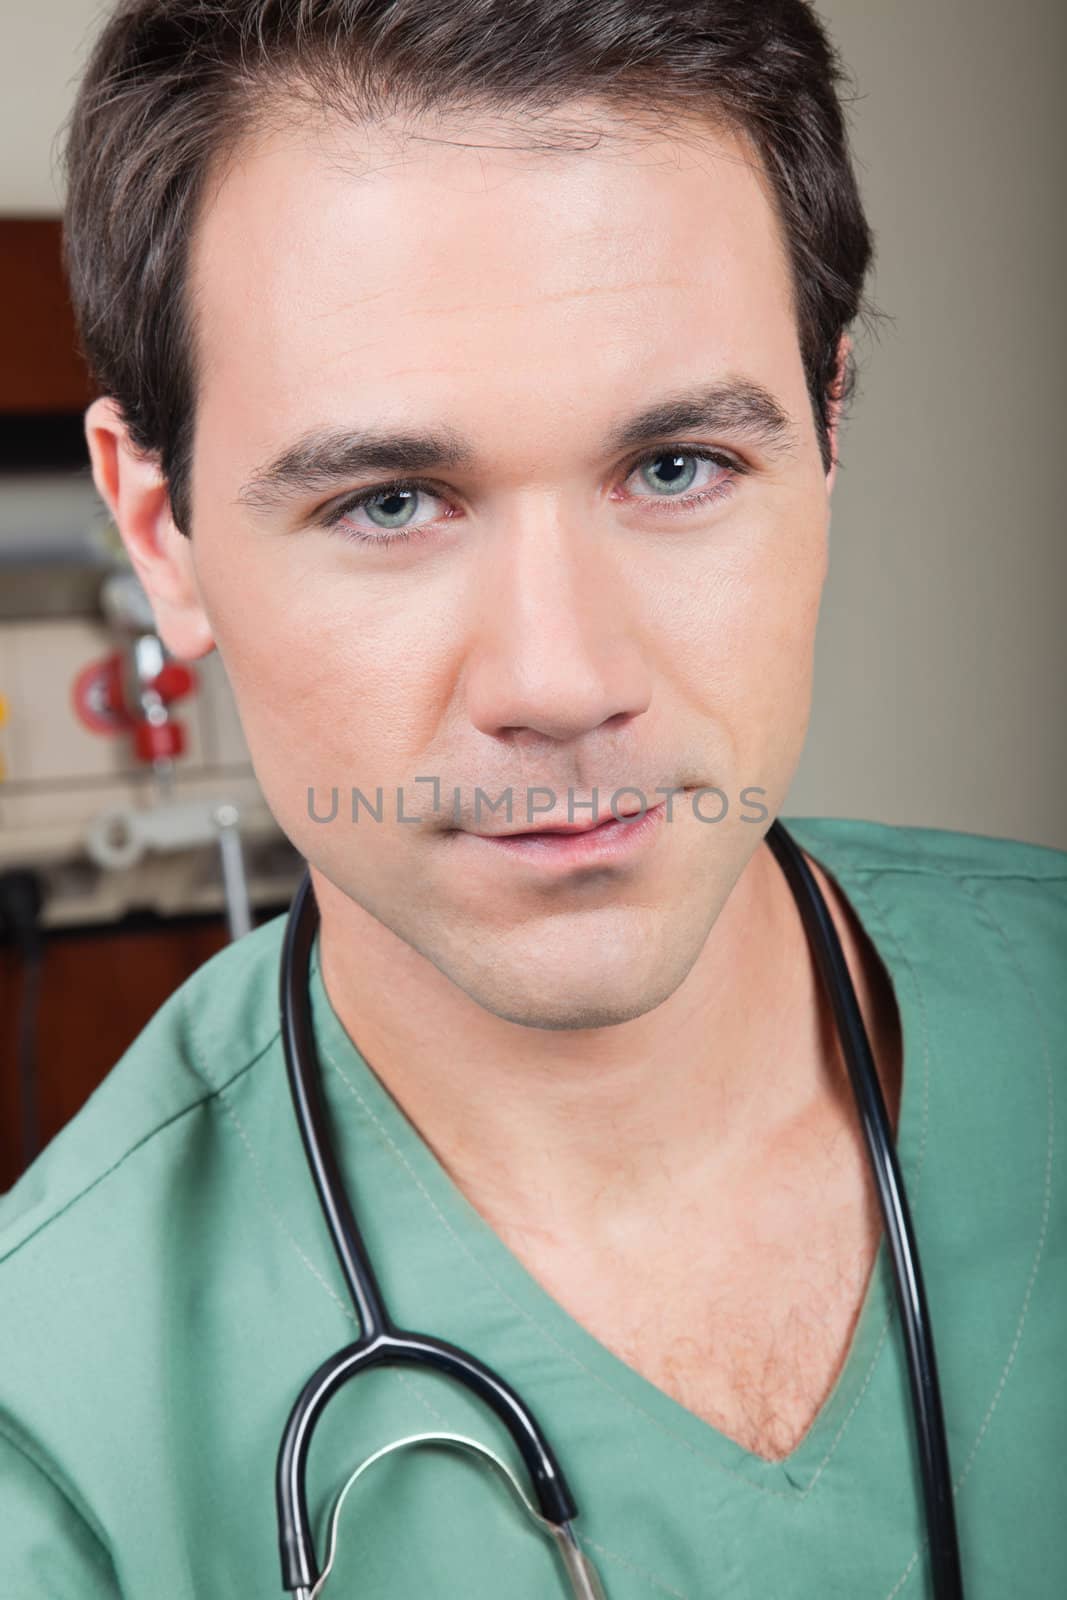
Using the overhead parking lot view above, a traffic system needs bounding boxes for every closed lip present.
[468,803,662,839]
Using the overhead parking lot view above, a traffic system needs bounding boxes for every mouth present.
[470,806,648,840]
[455,800,670,869]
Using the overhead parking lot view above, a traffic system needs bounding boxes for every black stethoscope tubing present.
[275,817,963,1597]
[765,822,963,1598]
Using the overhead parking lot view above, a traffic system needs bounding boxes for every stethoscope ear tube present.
[278,868,391,1339]
[766,821,964,1600]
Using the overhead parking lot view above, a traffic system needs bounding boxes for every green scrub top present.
[1,816,1065,1600]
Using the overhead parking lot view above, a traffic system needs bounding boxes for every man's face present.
[173,101,832,1028]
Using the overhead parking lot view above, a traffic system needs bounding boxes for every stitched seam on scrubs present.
[580,1537,691,1599]
[0,983,282,1266]
[821,864,1067,885]
[879,872,1056,1600]
[178,971,461,1434]
[212,1079,450,1431]
[883,1549,921,1599]
[835,870,933,1194]
[0,1416,116,1577]
[0,1094,231,1267]
[179,974,282,1099]
[950,881,1056,1489]
[784,822,1067,882]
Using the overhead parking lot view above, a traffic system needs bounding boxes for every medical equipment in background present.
[0,541,299,929]
[85,795,253,942]
[77,568,197,792]
[77,570,252,940]
[273,819,964,1600]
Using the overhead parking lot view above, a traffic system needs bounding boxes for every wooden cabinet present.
[0,915,235,1191]
[0,217,94,415]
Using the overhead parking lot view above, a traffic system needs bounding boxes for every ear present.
[824,331,852,499]
[85,396,215,661]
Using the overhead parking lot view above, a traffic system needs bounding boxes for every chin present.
[460,951,693,1034]
[426,896,712,1032]
[485,988,669,1033]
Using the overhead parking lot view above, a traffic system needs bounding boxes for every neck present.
[313,841,892,1251]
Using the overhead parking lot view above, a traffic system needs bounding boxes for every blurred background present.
[1,0,1064,1189]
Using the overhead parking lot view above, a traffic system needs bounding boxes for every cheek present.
[665,493,827,703]
[654,488,826,809]
[198,546,451,824]
[732,514,827,780]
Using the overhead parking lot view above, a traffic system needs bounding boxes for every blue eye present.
[321,445,745,547]
[353,486,422,530]
[322,482,446,546]
[638,453,700,494]
[625,448,740,510]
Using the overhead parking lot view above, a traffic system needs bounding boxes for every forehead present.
[188,99,799,458]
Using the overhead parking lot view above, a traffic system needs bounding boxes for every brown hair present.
[63,0,880,535]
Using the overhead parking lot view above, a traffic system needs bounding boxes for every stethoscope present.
[274,818,964,1598]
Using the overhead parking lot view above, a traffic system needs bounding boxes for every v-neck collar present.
[304,816,929,1498]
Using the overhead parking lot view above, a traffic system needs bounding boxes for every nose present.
[463,505,653,745]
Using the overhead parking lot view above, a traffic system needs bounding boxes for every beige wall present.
[0,1,104,211]
[786,2,1066,848]
[3,0,1064,847]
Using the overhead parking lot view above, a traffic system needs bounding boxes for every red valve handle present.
[72,652,198,733]
[150,660,196,705]
[134,720,187,763]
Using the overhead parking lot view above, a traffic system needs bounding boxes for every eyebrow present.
[234,376,800,517]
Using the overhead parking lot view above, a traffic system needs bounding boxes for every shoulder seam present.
[784,817,1067,880]
[0,1025,280,1268]
[833,864,1067,884]
[0,1412,115,1574]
